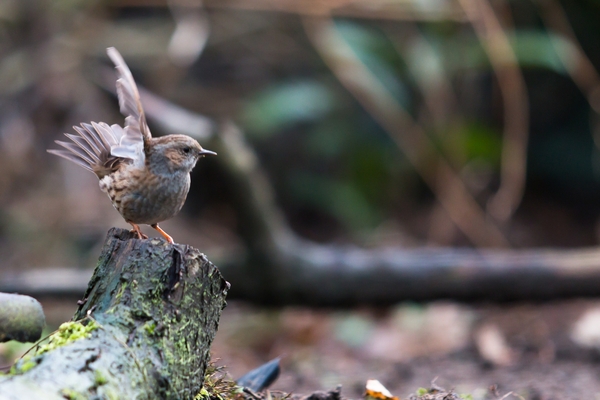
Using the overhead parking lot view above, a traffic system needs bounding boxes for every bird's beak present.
[198,149,217,157]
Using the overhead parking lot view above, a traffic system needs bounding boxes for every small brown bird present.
[48,47,216,243]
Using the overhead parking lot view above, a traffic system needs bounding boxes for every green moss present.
[94,369,108,386]
[35,320,99,356]
[7,353,38,376]
[60,388,86,400]
[143,321,157,335]
[416,388,428,396]
[18,359,37,373]
[104,388,120,400]
[115,282,127,301]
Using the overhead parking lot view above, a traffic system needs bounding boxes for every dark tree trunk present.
[0,228,229,400]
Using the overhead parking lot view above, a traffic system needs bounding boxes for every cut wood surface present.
[0,228,229,399]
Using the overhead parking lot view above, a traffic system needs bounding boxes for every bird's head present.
[149,135,216,174]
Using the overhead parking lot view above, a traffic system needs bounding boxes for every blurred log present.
[211,124,600,304]
[0,228,229,399]
[234,241,600,306]
[7,75,597,306]
[5,236,600,305]
[0,293,45,343]
[222,239,600,305]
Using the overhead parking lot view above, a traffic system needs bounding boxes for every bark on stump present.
[0,228,230,400]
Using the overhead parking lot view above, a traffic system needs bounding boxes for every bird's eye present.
[182,147,191,154]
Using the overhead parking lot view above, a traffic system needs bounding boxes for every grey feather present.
[110,124,126,141]
[81,123,107,152]
[64,134,98,161]
[47,149,94,173]
[54,140,96,166]
[92,121,119,149]
[73,125,103,155]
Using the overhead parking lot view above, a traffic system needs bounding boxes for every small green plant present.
[196,363,242,400]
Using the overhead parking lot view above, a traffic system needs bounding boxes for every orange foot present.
[151,223,174,244]
[129,222,148,239]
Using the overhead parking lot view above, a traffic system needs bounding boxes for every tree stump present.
[0,228,230,399]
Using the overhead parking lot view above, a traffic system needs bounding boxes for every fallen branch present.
[0,293,45,343]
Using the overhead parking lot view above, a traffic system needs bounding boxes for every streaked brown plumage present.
[48,47,216,243]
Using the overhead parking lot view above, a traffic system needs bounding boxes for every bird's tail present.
[48,122,125,177]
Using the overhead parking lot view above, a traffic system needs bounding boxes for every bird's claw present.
[129,223,148,239]
[129,229,148,239]
[151,224,174,244]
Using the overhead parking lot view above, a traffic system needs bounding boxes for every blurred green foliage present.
[243,80,339,137]
[233,2,600,244]
[2,0,600,252]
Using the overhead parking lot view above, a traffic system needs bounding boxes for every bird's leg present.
[151,223,174,244]
[129,222,148,239]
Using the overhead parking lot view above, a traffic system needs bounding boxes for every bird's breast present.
[100,166,191,225]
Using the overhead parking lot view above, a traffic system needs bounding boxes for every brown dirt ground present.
[210,300,600,400]
[4,298,600,400]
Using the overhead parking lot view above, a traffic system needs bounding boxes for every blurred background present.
[3,0,600,398]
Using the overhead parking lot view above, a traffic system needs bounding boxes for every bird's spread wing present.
[106,47,150,168]
[49,122,128,178]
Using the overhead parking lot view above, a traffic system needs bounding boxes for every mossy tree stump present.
[0,228,229,399]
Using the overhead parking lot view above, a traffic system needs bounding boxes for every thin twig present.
[499,391,526,400]
[533,0,600,161]
[302,16,509,247]
[385,24,468,245]
[201,0,468,22]
[457,0,530,223]
[533,0,600,112]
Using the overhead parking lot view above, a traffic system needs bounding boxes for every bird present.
[48,47,216,244]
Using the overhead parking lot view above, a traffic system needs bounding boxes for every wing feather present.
[92,121,119,148]
[49,48,149,174]
[47,150,94,173]
[81,123,107,153]
[73,125,102,155]
[64,134,98,161]
[54,140,96,165]
[106,47,149,168]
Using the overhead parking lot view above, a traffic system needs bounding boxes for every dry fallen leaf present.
[474,323,516,367]
[365,379,399,400]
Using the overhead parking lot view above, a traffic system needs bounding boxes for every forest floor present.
[4,298,600,400]
[210,300,600,400]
